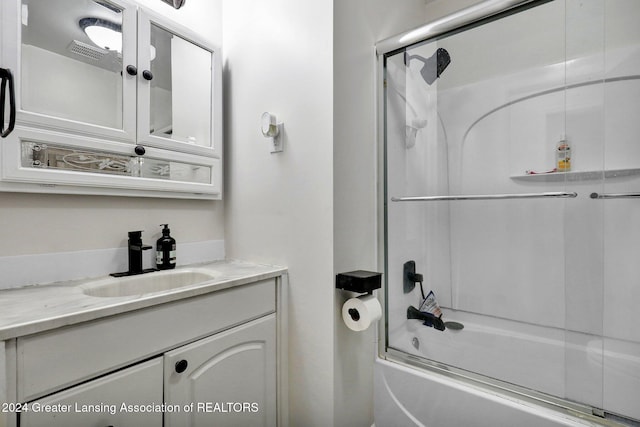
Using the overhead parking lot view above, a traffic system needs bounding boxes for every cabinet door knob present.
[175,359,188,373]
[126,65,138,76]
[142,70,154,81]
[134,145,146,156]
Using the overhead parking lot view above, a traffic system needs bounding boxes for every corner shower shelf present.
[511,168,640,182]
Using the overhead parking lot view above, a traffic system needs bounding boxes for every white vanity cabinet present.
[20,358,164,427]
[0,0,222,198]
[2,277,286,427]
[164,315,277,427]
[20,318,276,427]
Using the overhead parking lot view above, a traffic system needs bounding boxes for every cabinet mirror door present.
[18,0,137,140]
[137,11,219,157]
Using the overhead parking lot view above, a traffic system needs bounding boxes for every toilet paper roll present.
[342,294,382,332]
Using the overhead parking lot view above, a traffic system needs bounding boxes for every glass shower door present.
[598,0,640,419]
[383,0,640,422]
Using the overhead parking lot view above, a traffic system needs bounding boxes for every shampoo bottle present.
[556,134,571,172]
[156,224,176,270]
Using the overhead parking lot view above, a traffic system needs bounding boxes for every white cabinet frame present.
[0,0,138,142]
[137,8,223,159]
[0,0,223,199]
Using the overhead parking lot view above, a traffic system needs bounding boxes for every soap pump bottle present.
[156,224,176,270]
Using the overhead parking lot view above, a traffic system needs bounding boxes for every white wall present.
[224,0,427,425]
[424,0,485,17]
[333,1,428,426]
[222,1,334,425]
[136,0,222,45]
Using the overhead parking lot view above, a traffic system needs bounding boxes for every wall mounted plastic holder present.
[336,270,382,294]
[404,260,425,294]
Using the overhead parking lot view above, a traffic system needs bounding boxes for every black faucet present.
[111,231,157,277]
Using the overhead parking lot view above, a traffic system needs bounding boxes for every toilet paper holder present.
[336,270,382,295]
[337,271,383,330]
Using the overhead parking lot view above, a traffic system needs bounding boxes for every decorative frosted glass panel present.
[21,141,211,184]
[20,0,125,129]
[22,142,136,176]
[139,157,211,184]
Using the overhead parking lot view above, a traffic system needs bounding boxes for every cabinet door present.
[164,315,277,427]
[136,9,221,158]
[20,358,163,427]
[2,0,137,141]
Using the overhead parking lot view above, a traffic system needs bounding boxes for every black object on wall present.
[0,68,16,138]
[336,270,382,295]
[160,0,186,9]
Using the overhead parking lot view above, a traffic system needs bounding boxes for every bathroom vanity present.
[0,260,288,427]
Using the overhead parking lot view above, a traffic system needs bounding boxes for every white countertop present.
[0,259,287,340]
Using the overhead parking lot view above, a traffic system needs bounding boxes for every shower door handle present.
[391,191,578,202]
[590,192,640,199]
[0,68,16,138]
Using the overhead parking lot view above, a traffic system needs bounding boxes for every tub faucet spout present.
[407,306,445,331]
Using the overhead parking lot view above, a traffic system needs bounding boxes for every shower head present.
[405,48,451,85]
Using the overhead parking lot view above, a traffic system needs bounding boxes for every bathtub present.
[374,358,603,427]
[376,309,640,426]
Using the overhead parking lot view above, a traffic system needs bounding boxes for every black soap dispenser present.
[156,224,176,270]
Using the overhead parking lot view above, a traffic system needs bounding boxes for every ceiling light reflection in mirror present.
[80,17,121,53]
[79,16,156,60]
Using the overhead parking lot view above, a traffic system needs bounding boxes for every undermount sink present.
[80,268,218,297]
